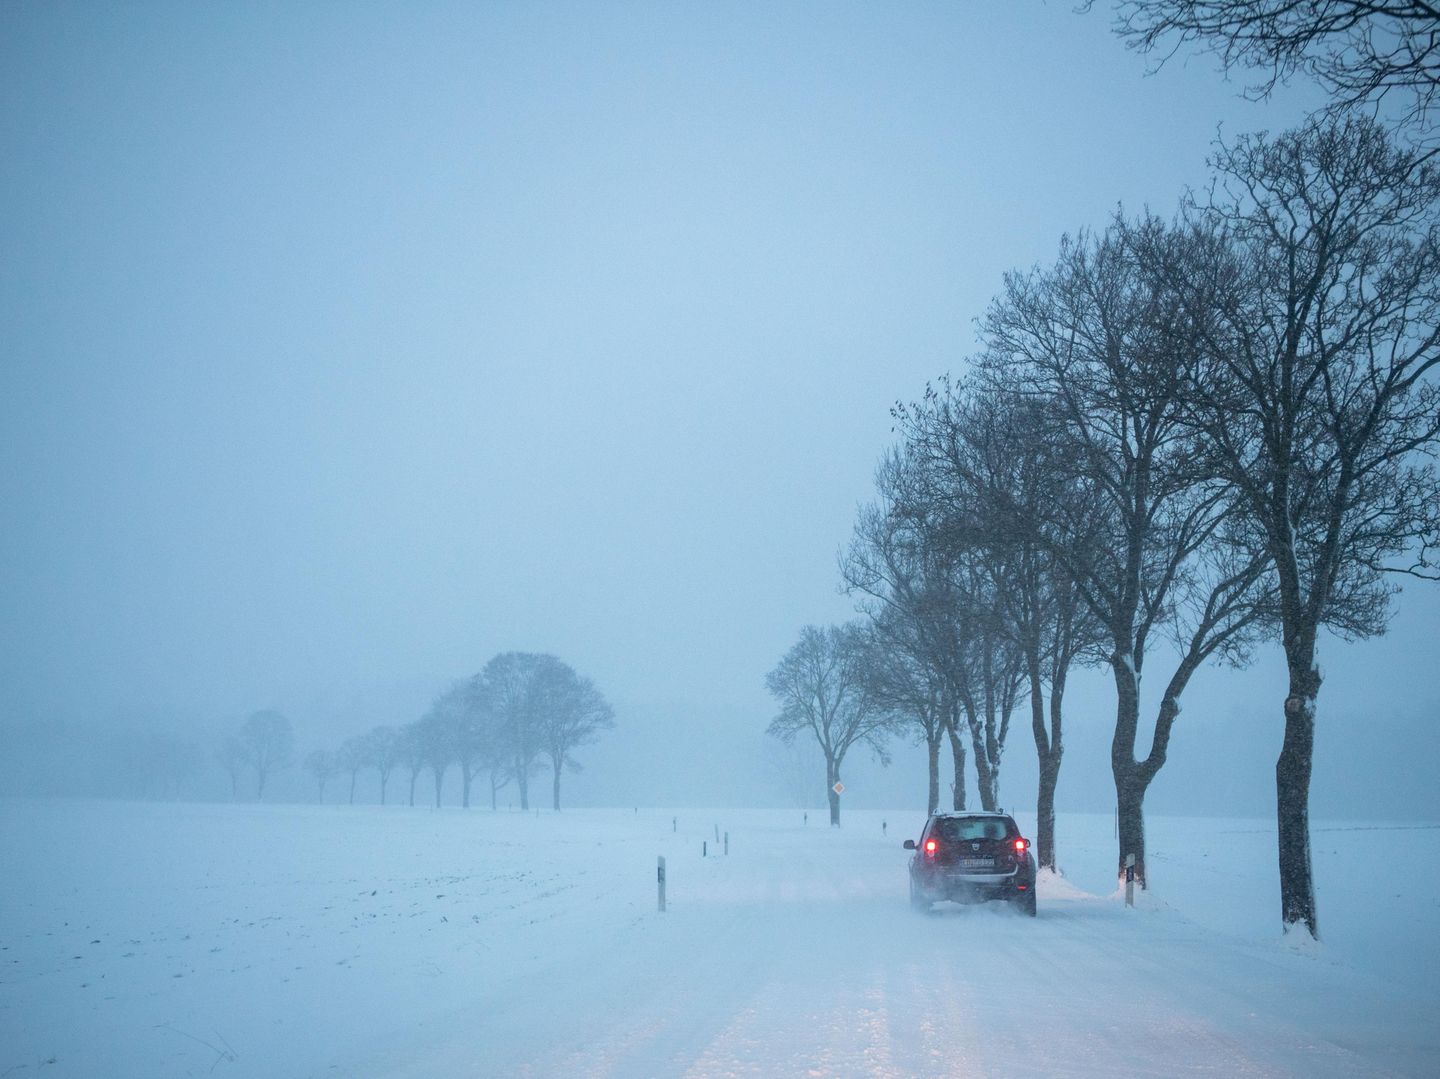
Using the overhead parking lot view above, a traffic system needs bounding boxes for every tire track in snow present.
[916,893,1401,1078]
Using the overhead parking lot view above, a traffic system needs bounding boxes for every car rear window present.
[934,817,1014,841]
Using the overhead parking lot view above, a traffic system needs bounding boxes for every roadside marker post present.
[657,856,666,912]
[724,831,729,856]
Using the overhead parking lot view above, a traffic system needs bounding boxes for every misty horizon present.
[4,3,1437,822]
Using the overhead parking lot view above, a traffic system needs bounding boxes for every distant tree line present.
[766,113,1440,942]
[304,652,614,812]
[113,730,204,800]
[107,652,614,812]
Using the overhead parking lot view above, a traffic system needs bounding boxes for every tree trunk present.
[1111,653,1147,887]
[348,772,356,806]
[981,649,1004,808]
[967,708,998,811]
[947,723,967,811]
[1030,655,1065,872]
[379,772,388,806]
[1036,753,1060,871]
[408,770,417,807]
[517,767,530,811]
[551,755,563,811]
[1115,764,1148,889]
[826,757,841,827]
[1278,658,1321,938]
[926,733,941,816]
[461,767,472,809]
[433,766,444,808]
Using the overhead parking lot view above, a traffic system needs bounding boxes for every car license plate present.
[958,857,994,869]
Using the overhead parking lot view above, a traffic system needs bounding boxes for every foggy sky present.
[3,3,1436,815]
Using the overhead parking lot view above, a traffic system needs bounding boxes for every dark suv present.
[904,811,1037,916]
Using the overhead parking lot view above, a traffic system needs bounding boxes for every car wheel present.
[909,877,931,913]
[1018,890,1036,917]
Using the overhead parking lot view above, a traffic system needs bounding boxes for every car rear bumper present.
[914,865,1034,903]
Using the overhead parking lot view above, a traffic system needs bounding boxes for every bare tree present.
[216,736,246,801]
[940,391,1108,870]
[910,220,1272,888]
[843,452,969,816]
[765,623,895,826]
[1103,0,1440,145]
[482,652,549,810]
[412,708,453,808]
[239,709,292,801]
[900,445,1031,815]
[1144,117,1440,937]
[426,679,496,810]
[304,749,339,803]
[950,561,1028,813]
[362,726,402,806]
[398,723,426,807]
[531,661,615,811]
[874,405,1091,837]
[487,758,513,810]
[338,734,368,805]
[846,444,1042,817]
[856,608,952,816]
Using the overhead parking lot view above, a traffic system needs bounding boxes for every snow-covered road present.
[368,815,1426,1078]
[3,802,1435,1077]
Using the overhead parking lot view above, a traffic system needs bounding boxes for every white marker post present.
[1124,853,1136,908]
[657,856,666,913]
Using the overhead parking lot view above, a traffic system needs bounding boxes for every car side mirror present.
[903,839,916,850]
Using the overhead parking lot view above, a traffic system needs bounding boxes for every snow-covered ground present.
[2,800,1436,1078]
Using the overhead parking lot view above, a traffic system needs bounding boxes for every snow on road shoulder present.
[1036,866,1093,902]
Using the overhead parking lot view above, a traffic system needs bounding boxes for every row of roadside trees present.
[303,652,615,812]
[768,113,1440,942]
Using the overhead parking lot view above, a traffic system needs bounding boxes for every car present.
[903,811,1037,916]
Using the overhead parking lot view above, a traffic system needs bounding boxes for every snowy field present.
[2,800,1437,1078]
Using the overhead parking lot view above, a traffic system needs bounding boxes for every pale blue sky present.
[3,2,1434,813]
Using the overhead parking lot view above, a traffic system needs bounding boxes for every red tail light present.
[924,839,937,856]
[1014,838,1028,853]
